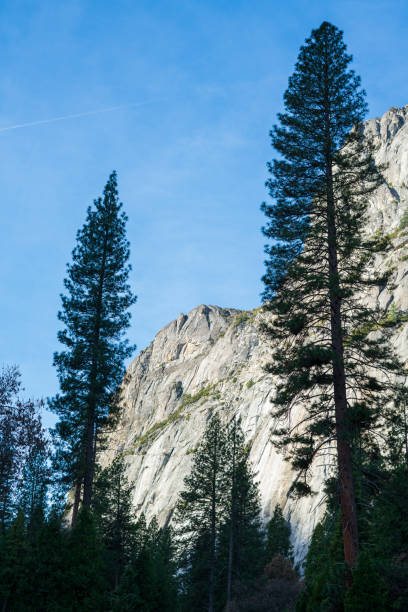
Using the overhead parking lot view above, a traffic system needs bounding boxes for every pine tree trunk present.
[326,163,360,572]
[71,474,82,527]
[82,411,95,507]
[404,400,408,467]
[323,42,359,576]
[226,519,234,611]
[82,233,108,507]
[329,277,360,571]
[226,426,236,610]
[208,432,217,612]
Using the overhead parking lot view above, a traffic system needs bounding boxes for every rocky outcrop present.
[99,106,408,563]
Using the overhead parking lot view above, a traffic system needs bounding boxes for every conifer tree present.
[113,515,178,612]
[175,414,227,612]
[261,21,403,573]
[176,416,264,611]
[18,436,50,534]
[92,456,136,589]
[0,366,46,532]
[49,172,137,521]
[30,511,67,611]
[0,511,31,611]
[265,504,293,562]
[344,550,388,611]
[221,419,264,609]
[63,508,107,610]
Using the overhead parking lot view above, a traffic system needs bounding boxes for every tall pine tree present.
[175,414,227,612]
[49,172,136,522]
[221,418,264,609]
[261,21,403,574]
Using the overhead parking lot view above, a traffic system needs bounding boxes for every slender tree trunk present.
[71,474,82,527]
[330,287,360,571]
[226,525,234,611]
[82,412,95,507]
[403,398,408,468]
[323,42,359,576]
[1,473,10,534]
[114,479,122,589]
[82,233,108,507]
[326,168,360,572]
[208,431,218,612]
[226,425,236,610]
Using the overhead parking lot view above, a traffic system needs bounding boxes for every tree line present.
[0,394,298,611]
[1,17,408,612]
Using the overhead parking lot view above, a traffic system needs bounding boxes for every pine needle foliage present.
[175,415,264,612]
[0,366,48,532]
[265,504,293,562]
[261,21,404,569]
[49,171,137,516]
[175,414,227,611]
[92,457,136,590]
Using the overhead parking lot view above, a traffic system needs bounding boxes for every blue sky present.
[1,0,408,427]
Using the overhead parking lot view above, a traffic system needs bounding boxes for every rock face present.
[99,106,408,564]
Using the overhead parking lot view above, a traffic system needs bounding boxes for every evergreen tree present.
[176,415,265,612]
[344,549,388,611]
[17,435,50,534]
[261,20,403,574]
[113,515,178,612]
[92,456,136,589]
[0,366,46,532]
[29,511,67,612]
[221,419,264,609]
[49,171,137,521]
[298,461,408,610]
[0,511,31,611]
[175,414,227,612]
[62,507,108,610]
[369,467,408,609]
[265,504,293,562]
[296,515,345,611]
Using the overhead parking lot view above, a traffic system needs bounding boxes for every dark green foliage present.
[63,508,107,611]
[111,558,143,611]
[49,171,137,513]
[298,463,408,611]
[266,504,293,562]
[18,440,50,532]
[93,456,136,589]
[29,511,67,612]
[344,549,388,611]
[0,511,31,611]
[220,419,265,608]
[0,499,180,611]
[369,468,408,610]
[113,515,179,612]
[0,366,47,532]
[296,516,345,612]
[176,414,227,611]
[176,415,265,611]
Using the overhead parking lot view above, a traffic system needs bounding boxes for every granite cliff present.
[98,106,408,563]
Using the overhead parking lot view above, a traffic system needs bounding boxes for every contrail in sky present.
[0,100,157,133]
